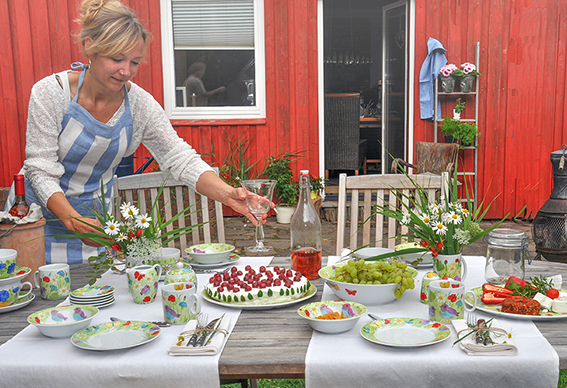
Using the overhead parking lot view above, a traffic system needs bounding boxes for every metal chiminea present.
[532,145,567,262]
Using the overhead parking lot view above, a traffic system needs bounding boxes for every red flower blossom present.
[448,294,457,302]
[436,242,443,250]
[42,276,50,282]
[143,296,151,302]
[168,295,176,302]
[136,229,143,238]
[421,292,427,300]
[111,243,122,252]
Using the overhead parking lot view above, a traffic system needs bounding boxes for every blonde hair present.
[76,0,152,58]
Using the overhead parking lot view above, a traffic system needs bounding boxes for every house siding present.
[1,0,566,219]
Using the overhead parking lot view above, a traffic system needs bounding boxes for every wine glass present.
[241,179,277,253]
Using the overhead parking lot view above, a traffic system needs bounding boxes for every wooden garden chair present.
[391,142,459,175]
[112,170,225,252]
[335,172,449,255]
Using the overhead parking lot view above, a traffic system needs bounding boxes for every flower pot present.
[460,75,475,93]
[439,75,456,93]
[453,110,461,120]
[444,135,455,144]
[276,205,296,224]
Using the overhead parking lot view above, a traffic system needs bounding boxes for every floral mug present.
[428,279,475,323]
[126,264,162,304]
[161,282,200,324]
[33,264,70,299]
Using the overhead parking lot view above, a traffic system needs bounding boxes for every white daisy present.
[135,214,152,229]
[401,211,411,225]
[120,202,139,220]
[418,212,432,224]
[104,220,121,236]
[445,211,462,225]
[117,233,128,241]
[433,222,448,235]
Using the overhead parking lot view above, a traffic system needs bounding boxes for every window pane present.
[174,50,256,107]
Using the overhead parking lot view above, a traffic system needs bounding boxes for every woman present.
[10,0,263,264]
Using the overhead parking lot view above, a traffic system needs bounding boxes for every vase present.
[460,75,475,93]
[433,253,468,281]
[439,75,456,93]
[276,205,296,224]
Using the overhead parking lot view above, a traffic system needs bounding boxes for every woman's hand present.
[67,217,107,247]
[226,187,276,225]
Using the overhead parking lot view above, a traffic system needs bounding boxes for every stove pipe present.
[532,145,567,262]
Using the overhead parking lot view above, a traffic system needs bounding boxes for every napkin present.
[169,316,231,356]
[452,319,517,356]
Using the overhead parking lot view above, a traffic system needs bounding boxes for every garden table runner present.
[0,256,273,388]
[305,256,559,388]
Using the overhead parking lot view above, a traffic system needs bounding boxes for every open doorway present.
[321,0,408,176]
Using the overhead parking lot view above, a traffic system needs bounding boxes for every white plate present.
[71,320,161,351]
[360,317,451,347]
[466,286,567,320]
[202,284,317,310]
[76,298,115,309]
[0,292,35,313]
[182,254,240,269]
[70,293,115,303]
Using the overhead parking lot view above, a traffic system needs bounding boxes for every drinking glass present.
[241,179,277,253]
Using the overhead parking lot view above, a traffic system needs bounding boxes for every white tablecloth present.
[306,256,560,388]
[0,256,273,388]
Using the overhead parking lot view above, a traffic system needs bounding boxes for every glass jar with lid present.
[483,228,530,285]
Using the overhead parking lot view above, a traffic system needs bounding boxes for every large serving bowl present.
[185,243,236,264]
[319,262,418,305]
[27,305,98,338]
[353,247,396,260]
[395,242,433,266]
[298,300,367,334]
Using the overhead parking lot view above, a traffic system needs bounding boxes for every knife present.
[187,319,204,347]
[195,317,221,347]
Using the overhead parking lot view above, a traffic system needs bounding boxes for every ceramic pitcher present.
[126,264,162,304]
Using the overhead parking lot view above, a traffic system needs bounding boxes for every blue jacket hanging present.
[419,38,447,120]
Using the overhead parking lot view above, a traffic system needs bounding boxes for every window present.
[160,0,266,120]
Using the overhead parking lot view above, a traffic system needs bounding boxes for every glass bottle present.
[9,174,30,219]
[290,170,322,279]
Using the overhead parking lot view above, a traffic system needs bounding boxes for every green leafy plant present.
[441,117,480,148]
[454,98,466,114]
[262,152,302,206]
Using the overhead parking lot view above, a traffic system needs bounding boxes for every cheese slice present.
[547,274,562,290]
[552,299,567,313]
[534,292,553,310]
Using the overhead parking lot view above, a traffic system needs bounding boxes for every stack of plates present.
[69,285,115,308]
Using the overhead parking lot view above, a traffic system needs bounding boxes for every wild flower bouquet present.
[57,180,198,284]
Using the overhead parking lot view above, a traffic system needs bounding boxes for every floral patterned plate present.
[0,266,31,286]
[360,317,451,347]
[70,285,114,299]
[182,254,240,269]
[0,292,34,314]
[71,320,161,351]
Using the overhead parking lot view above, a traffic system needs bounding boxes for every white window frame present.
[160,0,266,120]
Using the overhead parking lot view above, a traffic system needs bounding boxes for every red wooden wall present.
[0,0,320,189]
[2,0,566,220]
[413,0,567,218]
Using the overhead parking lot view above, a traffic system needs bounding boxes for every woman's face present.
[89,38,145,93]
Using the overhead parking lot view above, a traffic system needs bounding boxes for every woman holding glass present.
[6,0,270,264]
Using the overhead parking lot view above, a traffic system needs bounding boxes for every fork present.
[466,312,477,327]
[187,313,208,347]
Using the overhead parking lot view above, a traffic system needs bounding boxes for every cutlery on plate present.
[109,316,171,327]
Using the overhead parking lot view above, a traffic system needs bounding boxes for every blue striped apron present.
[14,63,133,264]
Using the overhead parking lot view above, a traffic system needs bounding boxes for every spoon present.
[110,316,171,327]
[367,313,381,321]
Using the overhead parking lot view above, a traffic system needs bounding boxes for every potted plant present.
[438,64,460,93]
[263,153,300,223]
[441,116,460,143]
[453,98,465,120]
[458,62,481,93]
[455,122,480,147]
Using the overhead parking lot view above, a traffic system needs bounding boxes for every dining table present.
[0,255,565,387]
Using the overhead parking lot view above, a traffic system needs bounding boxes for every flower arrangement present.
[57,180,198,284]
[439,64,459,77]
[460,62,481,76]
[370,161,512,263]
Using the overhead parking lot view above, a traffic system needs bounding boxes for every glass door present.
[381,1,406,173]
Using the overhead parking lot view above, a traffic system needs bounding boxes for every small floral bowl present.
[27,304,99,338]
[185,243,236,264]
[298,300,367,333]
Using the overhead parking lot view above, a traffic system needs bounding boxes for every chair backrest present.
[112,171,225,252]
[335,172,449,255]
[414,142,459,175]
[324,93,365,171]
